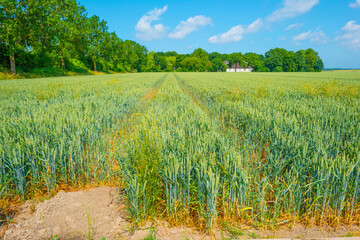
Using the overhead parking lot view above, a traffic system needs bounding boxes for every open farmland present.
[1,72,360,233]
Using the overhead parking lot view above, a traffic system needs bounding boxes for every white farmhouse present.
[224,61,253,72]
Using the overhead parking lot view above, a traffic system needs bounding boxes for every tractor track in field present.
[174,73,211,115]
[114,73,168,140]
[174,73,242,136]
[174,73,267,164]
[142,73,168,103]
[174,73,256,161]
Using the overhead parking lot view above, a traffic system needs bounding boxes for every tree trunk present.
[61,58,66,71]
[10,52,16,74]
[93,61,97,72]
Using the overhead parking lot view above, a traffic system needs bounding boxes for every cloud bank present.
[208,18,263,44]
[135,6,168,41]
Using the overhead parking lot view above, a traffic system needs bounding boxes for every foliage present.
[0,0,148,75]
[65,59,90,73]
[264,48,322,72]
[30,67,65,77]
[212,58,227,72]
[0,1,324,78]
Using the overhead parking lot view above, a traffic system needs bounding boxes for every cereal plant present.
[1,71,359,231]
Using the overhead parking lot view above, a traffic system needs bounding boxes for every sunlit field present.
[1,72,359,230]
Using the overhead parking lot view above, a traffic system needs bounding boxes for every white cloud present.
[267,0,319,22]
[135,6,168,41]
[350,0,360,8]
[293,28,328,44]
[168,15,212,39]
[335,20,360,50]
[246,18,264,33]
[285,23,304,31]
[208,25,246,44]
[208,18,263,44]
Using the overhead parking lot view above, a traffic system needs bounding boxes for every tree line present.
[0,0,324,76]
[146,48,324,72]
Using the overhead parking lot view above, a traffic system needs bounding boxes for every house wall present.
[226,68,253,72]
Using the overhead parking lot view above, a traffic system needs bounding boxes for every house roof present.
[230,62,242,69]
[224,60,253,70]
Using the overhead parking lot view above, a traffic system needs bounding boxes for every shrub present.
[30,67,64,77]
[273,66,283,72]
[65,59,90,73]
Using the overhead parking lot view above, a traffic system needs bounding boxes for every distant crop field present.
[0,72,359,229]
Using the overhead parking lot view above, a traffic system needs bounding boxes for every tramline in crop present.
[0,72,359,229]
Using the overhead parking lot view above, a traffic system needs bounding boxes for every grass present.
[345,231,360,237]
[220,220,245,238]
[0,72,359,233]
[247,231,260,239]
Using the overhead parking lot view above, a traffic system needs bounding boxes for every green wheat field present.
[1,72,359,230]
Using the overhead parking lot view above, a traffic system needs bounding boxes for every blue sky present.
[81,0,360,68]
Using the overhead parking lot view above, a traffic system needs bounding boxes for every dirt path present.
[2,187,359,240]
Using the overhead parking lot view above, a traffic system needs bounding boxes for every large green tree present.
[265,48,287,72]
[0,1,325,76]
[86,15,108,71]
[43,0,88,71]
[104,32,123,70]
[191,48,210,71]
[0,0,35,74]
[229,52,243,71]
[314,55,324,72]
[244,53,268,72]
[283,51,297,72]
[181,57,201,72]
[211,58,227,72]
[294,50,306,72]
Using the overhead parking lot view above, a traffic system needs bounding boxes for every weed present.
[142,227,157,240]
[83,204,95,240]
[247,231,260,239]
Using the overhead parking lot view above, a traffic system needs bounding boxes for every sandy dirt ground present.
[2,187,359,240]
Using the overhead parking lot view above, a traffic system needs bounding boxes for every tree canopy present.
[0,0,324,75]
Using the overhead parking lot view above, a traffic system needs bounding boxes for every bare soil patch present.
[2,187,359,240]
[3,187,124,240]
